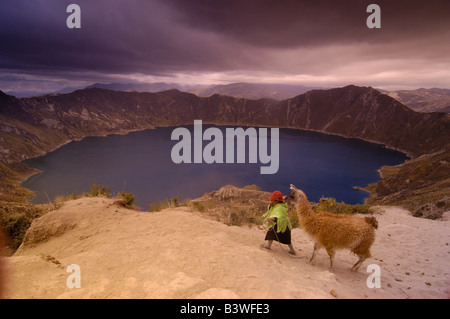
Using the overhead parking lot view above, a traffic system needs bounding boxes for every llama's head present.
[285,184,308,204]
[286,184,313,217]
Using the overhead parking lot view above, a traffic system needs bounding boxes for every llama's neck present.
[296,196,314,218]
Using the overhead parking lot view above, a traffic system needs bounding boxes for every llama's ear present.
[290,184,297,191]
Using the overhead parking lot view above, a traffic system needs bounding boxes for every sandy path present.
[3,197,449,299]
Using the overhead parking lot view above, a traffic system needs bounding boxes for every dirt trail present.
[4,197,449,299]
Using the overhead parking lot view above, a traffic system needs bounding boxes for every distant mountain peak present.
[385,87,450,113]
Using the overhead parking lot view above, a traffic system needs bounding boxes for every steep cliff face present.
[284,86,449,156]
[0,85,449,214]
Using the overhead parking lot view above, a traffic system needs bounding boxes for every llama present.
[286,184,378,271]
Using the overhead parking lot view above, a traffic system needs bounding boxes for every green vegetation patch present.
[312,196,374,215]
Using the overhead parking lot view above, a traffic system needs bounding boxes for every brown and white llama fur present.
[287,184,378,271]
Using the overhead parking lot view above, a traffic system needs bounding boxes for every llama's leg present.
[309,242,321,263]
[351,255,368,272]
[325,247,336,269]
[351,242,372,272]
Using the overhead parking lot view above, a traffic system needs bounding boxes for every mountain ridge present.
[6,83,450,114]
[3,82,324,100]
[385,88,450,113]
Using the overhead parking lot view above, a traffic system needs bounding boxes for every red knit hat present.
[268,190,284,202]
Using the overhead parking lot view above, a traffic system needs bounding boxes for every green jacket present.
[262,202,292,233]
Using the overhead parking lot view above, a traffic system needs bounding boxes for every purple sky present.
[1,0,449,95]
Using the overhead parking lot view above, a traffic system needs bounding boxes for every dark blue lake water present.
[22,125,408,209]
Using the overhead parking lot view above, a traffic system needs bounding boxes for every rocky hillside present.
[385,88,450,113]
[0,85,449,216]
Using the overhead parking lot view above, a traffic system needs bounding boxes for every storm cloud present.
[1,0,449,95]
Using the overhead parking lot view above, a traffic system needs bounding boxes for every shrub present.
[170,195,179,207]
[313,196,373,215]
[225,209,246,226]
[119,192,136,207]
[149,199,170,212]
[90,182,111,198]
[149,195,187,212]
[191,201,206,212]
[1,212,32,251]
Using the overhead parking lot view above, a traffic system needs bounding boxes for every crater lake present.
[22,125,408,209]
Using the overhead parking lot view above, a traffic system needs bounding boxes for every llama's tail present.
[364,216,378,229]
